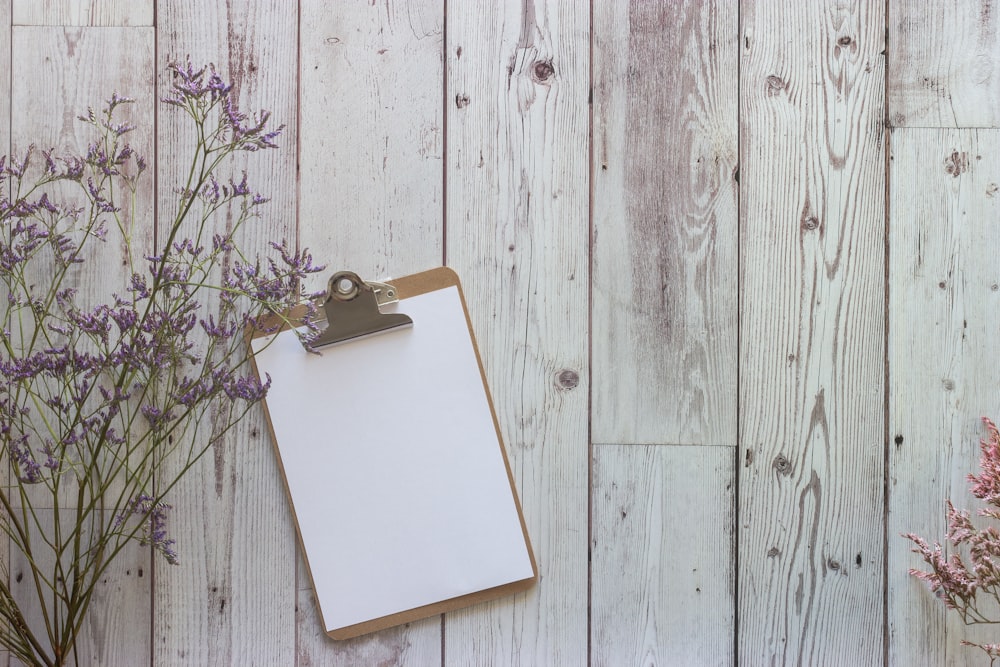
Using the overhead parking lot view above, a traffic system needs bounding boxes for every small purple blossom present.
[116,494,178,565]
[0,64,313,655]
[9,436,42,484]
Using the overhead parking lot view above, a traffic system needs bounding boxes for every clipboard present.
[249,267,537,640]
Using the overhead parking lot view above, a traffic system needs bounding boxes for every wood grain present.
[153,2,298,664]
[11,25,155,333]
[14,3,1000,665]
[12,0,152,26]
[294,551,442,667]
[592,444,734,665]
[889,2,1000,128]
[443,1,589,663]
[738,0,886,663]
[8,511,150,666]
[296,0,445,663]
[0,0,9,158]
[298,0,444,294]
[888,128,1000,666]
[0,8,8,665]
[8,25,153,665]
[591,0,739,447]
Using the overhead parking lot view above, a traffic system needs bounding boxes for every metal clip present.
[307,271,413,349]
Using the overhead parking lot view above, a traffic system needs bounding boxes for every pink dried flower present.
[906,418,1000,659]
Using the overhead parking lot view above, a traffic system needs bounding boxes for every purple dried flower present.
[9,436,42,484]
[0,65,313,656]
[117,494,179,565]
[230,172,250,196]
[7,146,33,178]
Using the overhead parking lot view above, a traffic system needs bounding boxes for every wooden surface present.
[739,0,887,664]
[3,1,1000,665]
[592,0,738,448]
[443,2,589,664]
[887,129,1000,665]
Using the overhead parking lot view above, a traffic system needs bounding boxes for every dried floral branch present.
[0,60,322,666]
[907,417,1000,663]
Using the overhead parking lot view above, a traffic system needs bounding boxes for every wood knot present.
[555,369,579,390]
[532,59,555,84]
[765,74,786,96]
[801,215,820,231]
[944,151,969,177]
[772,454,791,475]
[455,93,471,109]
[837,35,853,46]
[766,546,781,558]
[894,434,903,446]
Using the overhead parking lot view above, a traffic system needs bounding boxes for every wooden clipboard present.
[250,267,537,640]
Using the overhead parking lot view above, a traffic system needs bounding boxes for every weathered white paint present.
[8,24,154,666]
[890,2,1000,128]
[8,511,150,667]
[738,0,886,663]
[592,0,739,448]
[0,0,9,158]
[12,0,152,26]
[152,2,298,665]
[442,1,589,664]
[5,1,1000,665]
[592,444,735,666]
[888,128,1000,666]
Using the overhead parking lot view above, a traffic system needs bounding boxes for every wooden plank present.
[12,0,152,26]
[0,7,9,665]
[889,2,1000,128]
[591,0,739,447]
[0,0,9,157]
[8,25,154,665]
[298,0,444,290]
[8,511,150,667]
[11,26,155,323]
[295,1,445,662]
[888,128,1000,665]
[153,2,298,664]
[443,1,589,663]
[294,551,442,666]
[738,0,886,664]
[592,444,734,665]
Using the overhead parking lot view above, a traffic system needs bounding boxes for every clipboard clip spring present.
[305,271,413,350]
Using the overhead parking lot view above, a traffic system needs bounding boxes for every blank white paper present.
[252,286,533,632]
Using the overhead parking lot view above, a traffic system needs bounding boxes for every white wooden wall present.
[3,1,1000,665]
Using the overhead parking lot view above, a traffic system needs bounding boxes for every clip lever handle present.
[307,271,412,348]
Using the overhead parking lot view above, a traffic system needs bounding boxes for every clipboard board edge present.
[327,573,536,640]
